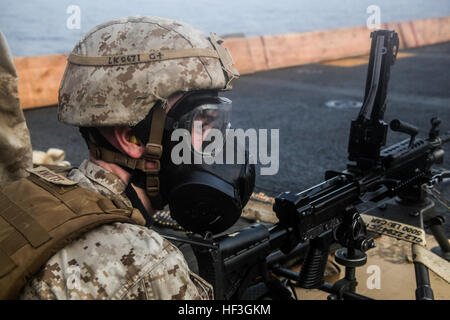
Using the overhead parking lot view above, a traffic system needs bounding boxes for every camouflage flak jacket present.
[20,160,213,300]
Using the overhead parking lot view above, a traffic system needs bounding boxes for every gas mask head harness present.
[84,90,255,234]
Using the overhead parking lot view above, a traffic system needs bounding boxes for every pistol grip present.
[298,236,330,289]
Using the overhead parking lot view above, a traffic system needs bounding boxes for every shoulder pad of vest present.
[26,166,77,186]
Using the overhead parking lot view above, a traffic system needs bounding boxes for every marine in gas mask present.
[15,16,254,300]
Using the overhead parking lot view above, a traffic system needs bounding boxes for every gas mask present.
[159,91,255,234]
[130,90,255,234]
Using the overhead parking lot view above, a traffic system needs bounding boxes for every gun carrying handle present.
[298,232,332,289]
[390,119,418,147]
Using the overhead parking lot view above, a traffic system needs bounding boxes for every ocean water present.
[0,0,449,56]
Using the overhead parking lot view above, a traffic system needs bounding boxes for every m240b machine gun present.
[169,30,450,300]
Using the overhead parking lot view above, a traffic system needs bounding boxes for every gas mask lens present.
[178,97,232,155]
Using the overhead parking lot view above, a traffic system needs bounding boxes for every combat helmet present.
[58,15,239,127]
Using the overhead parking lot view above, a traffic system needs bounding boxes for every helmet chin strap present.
[87,103,167,225]
[141,103,166,209]
[124,177,153,227]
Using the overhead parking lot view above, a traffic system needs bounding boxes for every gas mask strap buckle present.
[144,104,166,209]
[144,143,163,159]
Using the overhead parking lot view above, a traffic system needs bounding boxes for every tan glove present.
[32,148,71,167]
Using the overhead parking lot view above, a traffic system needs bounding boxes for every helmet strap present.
[124,175,154,227]
[142,103,166,210]
[86,103,167,212]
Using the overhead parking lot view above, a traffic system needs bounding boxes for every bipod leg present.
[413,257,434,300]
[326,247,367,300]
[413,211,435,300]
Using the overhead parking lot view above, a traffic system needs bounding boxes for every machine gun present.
[163,30,450,300]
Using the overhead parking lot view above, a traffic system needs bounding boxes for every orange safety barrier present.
[13,16,450,109]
